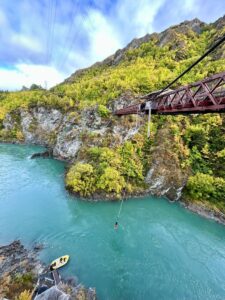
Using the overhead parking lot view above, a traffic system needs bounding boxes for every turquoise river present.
[1,144,225,300]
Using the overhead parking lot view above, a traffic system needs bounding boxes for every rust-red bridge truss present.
[115,71,225,116]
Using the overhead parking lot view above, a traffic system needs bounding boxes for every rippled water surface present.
[1,144,225,300]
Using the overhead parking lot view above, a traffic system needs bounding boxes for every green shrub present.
[15,290,32,300]
[98,104,110,118]
[186,173,215,200]
[97,167,126,195]
[66,163,96,196]
[184,125,207,151]
[185,173,225,202]
[120,141,144,181]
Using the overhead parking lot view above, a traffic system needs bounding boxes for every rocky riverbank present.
[0,241,96,300]
[0,241,42,298]
[181,200,225,226]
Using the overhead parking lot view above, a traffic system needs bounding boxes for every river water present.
[1,144,225,300]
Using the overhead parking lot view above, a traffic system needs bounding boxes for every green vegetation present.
[53,26,225,109]
[5,273,35,299]
[98,104,110,118]
[166,114,225,211]
[66,141,148,198]
[15,290,32,300]
[66,163,96,197]
[186,173,225,201]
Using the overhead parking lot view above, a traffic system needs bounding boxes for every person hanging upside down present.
[114,221,118,230]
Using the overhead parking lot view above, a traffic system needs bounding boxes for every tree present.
[97,167,125,195]
[29,84,44,90]
[21,86,29,91]
[66,163,96,196]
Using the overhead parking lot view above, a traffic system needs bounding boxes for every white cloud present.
[64,1,165,71]
[0,0,224,90]
[83,9,122,62]
[116,0,166,37]
[0,64,66,91]
[10,34,43,53]
[0,0,170,90]
[183,0,198,12]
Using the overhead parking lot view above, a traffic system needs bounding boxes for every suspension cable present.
[154,33,225,98]
[116,198,124,221]
[58,1,85,70]
[57,0,80,69]
[46,0,53,64]
[48,0,57,64]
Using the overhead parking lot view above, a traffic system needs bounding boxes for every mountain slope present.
[53,16,225,108]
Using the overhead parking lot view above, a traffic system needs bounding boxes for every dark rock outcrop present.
[0,240,43,278]
[0,240,43,298]
[31,150,52,159]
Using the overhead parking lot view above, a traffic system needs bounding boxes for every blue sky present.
[0,0,224,90]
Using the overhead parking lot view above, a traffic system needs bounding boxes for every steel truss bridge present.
[115,71,225,116]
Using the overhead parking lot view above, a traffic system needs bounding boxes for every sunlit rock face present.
[19,108,62,145]
[53,134,81,160]
[2,99,141,160]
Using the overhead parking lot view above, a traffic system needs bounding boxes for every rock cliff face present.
[2,96,140,159]
[1,92,188,201]
[145,126,189,200]
[4,107,79,160]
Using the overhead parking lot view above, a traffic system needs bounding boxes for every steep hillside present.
[54,17,225,108]
[0,16,225,221]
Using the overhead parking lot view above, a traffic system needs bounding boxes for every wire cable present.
[58,0,83,70]
[116,198,124,221]
[153,33,225,98]
[56,0,79,67]
[48,0,57,64]
[46,0,52,64]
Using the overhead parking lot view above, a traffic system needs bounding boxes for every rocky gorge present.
[0,15,225,300]
[1,97,188,202]
[2,101,225,226]
[0,16,225,218]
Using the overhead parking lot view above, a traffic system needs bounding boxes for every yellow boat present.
[50,255,69,270]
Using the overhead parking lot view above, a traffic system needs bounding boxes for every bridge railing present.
[115,71,225,115]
